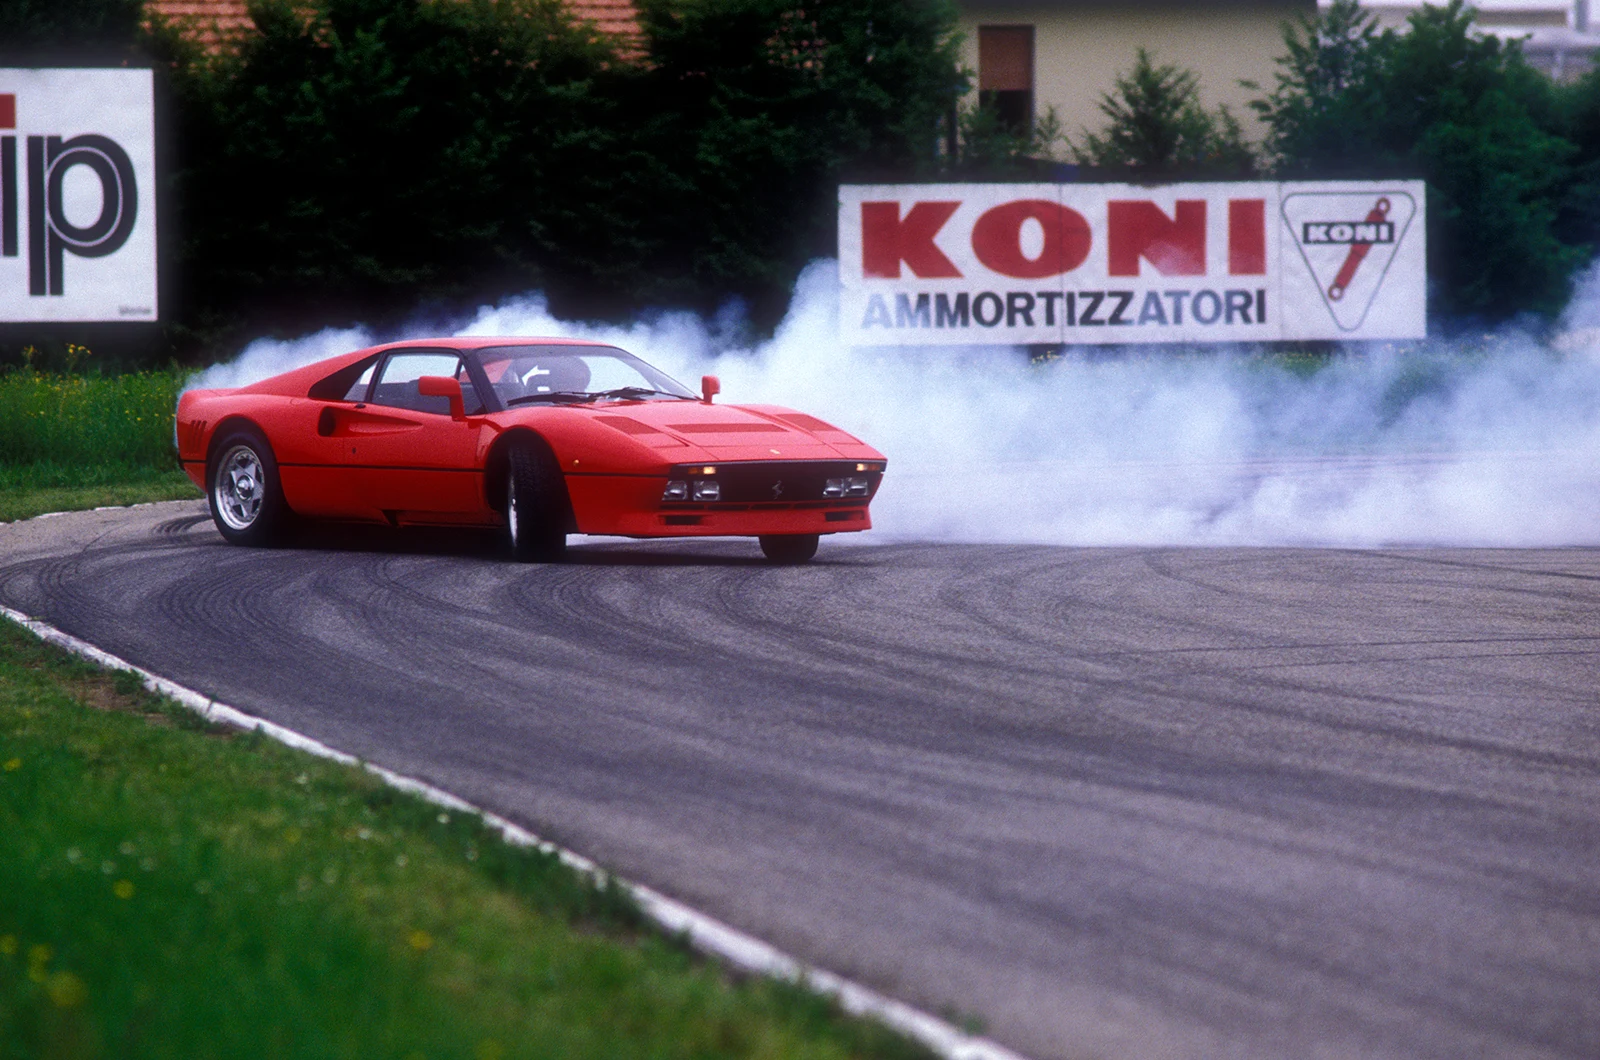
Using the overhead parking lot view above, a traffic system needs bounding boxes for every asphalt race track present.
[3,502,1598,1060]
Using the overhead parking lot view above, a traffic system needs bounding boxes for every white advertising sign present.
[839,181,1425,345]
[0,69,158,322]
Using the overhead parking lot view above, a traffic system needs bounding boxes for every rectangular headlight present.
[845,476,870,497]
[692,479,721,501]
[662,480,689,501]
[823,478,845,498]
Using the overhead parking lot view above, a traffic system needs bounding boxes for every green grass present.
[0,466,201,523]
[0,369,188,468]
[0,369,203,522]
[0,619,934,1060]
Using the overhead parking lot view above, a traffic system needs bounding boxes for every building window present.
[978,26,1034,134]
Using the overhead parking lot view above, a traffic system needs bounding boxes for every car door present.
[341,349,486,521]
[267,358,382,520]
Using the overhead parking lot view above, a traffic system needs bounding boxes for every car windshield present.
[475,345,697,407]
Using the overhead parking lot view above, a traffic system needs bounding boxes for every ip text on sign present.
[0,68,157,323]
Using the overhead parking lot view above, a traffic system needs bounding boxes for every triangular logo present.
[1282,191,1417,331]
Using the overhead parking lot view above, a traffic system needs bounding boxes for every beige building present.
[1351,0,1599,79]
[955,1,1317,142]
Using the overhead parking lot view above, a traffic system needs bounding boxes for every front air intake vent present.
[596,416,663,436]
[778,413,859,441]
[777,414,834,431]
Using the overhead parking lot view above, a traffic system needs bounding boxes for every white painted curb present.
[1,604,1028,1060]
[0,499,188,527]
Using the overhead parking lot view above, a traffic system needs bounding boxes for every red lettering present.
[970,200,1091,279]
[861,201,961,279]
[1228,199,1265,275]
[1108,200,1206,277]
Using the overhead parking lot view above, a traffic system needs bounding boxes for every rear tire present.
[506,444,567,563]
[759,534,819,564]
[207,429,291,547]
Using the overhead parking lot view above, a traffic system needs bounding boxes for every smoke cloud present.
[188,261,1600,547]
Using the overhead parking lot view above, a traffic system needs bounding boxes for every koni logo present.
[838,181,1426,345]
[0,69,157,323]
[1282,191,1418,332]
[860,196,1267,281]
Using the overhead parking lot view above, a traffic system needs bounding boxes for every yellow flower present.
[407,930,433,951]
[113,880,134,899]
[47,971,87,1008]
[2,758,19,771]
[27,943,50,982]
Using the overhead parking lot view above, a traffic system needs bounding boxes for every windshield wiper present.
[505,386,690,408]
[505,390,594,407]
[588,386,688,401]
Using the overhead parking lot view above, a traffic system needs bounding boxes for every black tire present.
[207,428,291,547]
[506,444,567,563]
[759,534,819,564]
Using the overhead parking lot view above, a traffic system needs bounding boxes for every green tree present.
[169,0,623,343]
[1247,0,1391,175]
[1074,48,1255,178]
[1548,58,1600,260]
[162,0,967,346]
[1253,0,1579,319]
[625,0,966,322]
[0,0,143,56]
[950,100,1068,177]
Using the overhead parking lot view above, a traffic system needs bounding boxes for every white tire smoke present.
[186,261,1600,547]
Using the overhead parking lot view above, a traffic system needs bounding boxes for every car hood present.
[574,400,879,463]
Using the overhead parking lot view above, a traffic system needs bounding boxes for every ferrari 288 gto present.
[175,337,885,563]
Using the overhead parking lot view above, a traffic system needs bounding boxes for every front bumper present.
[567,461,881,537]
[608,503,871,538]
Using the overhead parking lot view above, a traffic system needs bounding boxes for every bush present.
[0,0,143,59]
[1073,48,1256,179]
[153,0,967,347]
[0,368,186,470]
[167,0,625,345]
[618,0,965,321]
[944,101,1070,178]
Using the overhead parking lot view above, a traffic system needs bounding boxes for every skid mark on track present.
[7,508,1600,1060]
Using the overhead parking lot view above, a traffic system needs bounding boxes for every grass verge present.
[0,370,188,468]
[0,368,199,522]
[0,465,201,523]
[0,618,934,1060]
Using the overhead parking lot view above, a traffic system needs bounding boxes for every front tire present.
[506,445,567,563]
[208,429,291,547]
[759,534,819,564]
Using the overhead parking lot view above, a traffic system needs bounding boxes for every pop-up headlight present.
[662,480,689,501]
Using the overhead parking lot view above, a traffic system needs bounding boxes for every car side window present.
[369,352,483,415]
[343,364,375,402]
[307,355,380,402]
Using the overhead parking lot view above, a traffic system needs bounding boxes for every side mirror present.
[701,374,721,404]
[418,375,465,420]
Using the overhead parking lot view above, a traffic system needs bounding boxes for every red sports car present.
[175,337,885,563]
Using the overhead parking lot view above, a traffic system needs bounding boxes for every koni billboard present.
[0,69,157,323]
[838,181,1425,345]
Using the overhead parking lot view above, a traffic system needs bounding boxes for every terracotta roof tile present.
[145,0,252,48]
[567,0,641,38]
[144,0,642,52]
